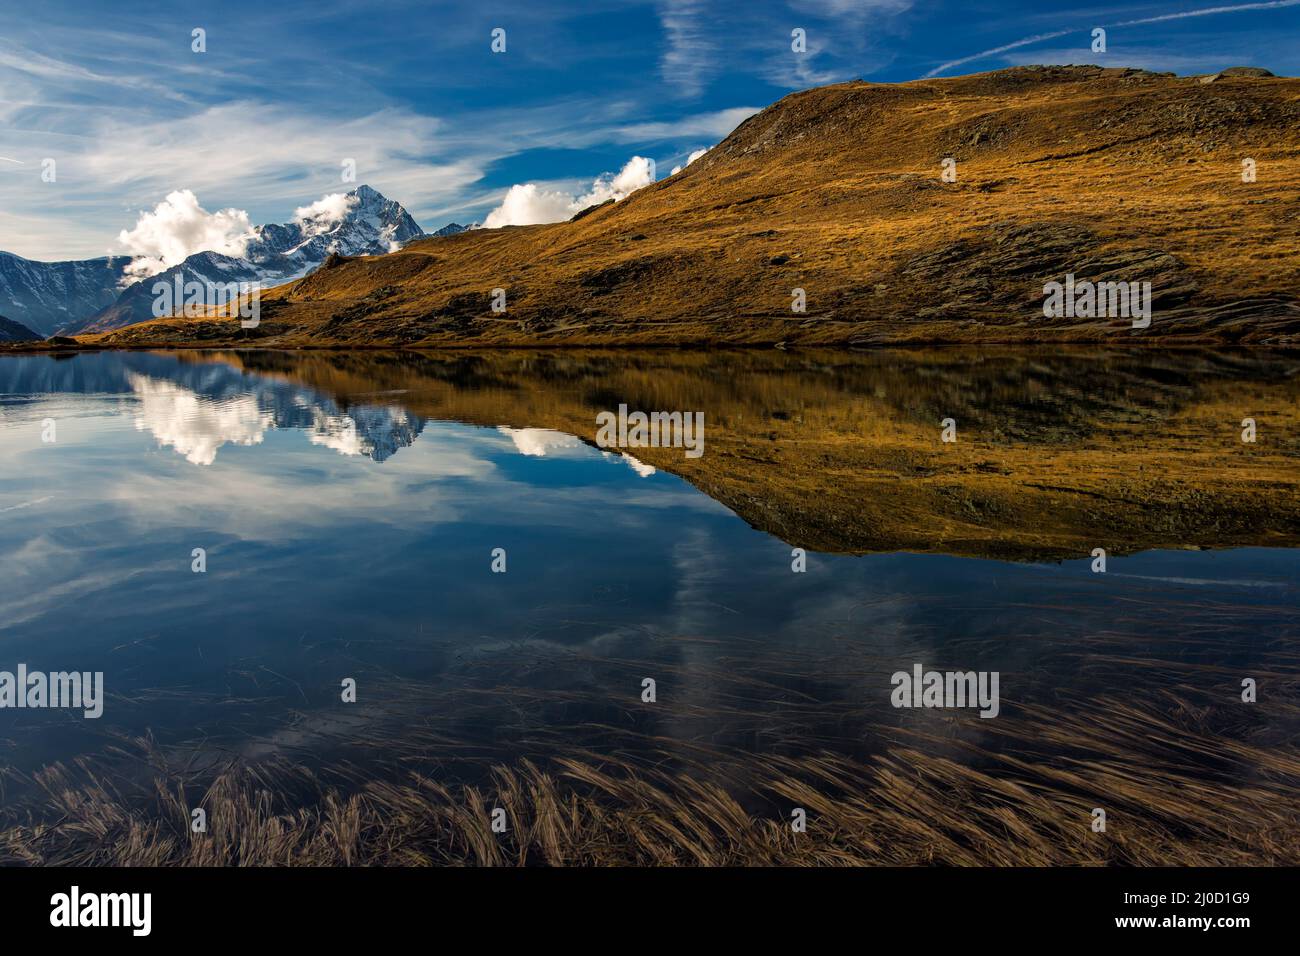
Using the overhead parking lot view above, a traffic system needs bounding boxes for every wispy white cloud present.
[658,0,716,97]
[1116,0,1300,26]
[924,31,1073,78]
[0,38,197,104]
[924,1,1300,78]
[612,106,761,141]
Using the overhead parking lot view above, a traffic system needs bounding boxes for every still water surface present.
[0,349,1296,846]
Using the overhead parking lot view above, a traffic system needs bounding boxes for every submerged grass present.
[2,735,1297,866]
[3,653,1297,866]
[2,526,1295,867]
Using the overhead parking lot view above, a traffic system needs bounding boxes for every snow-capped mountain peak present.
[247,184,425,266]
[11,185,428,335]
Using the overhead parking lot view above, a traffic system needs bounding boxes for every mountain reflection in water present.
[0,348,1297,865]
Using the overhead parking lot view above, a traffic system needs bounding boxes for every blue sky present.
[1,0,1297,261]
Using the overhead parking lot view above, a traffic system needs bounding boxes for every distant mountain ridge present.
[0,314,42,342]
[79,185,426,333]
[431,222,477,237]
[0,185,426,336]
[0,254,128,336]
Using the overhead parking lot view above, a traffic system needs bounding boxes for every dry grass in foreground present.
[3,689,1297,866]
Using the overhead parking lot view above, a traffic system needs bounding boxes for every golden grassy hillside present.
[82,65,1300,349]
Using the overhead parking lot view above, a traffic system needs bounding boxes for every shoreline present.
[6,337,1300,354]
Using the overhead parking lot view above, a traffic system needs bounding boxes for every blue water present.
[0,350,1296,784]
